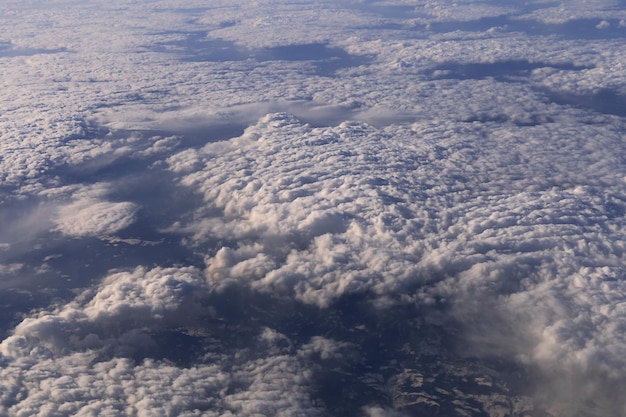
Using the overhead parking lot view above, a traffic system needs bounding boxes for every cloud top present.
[0,265,332,417]
[166,111,626,414]
[54,200,139,238]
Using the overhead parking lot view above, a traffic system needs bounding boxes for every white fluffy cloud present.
[0,265,342,417]
[36,183,139,238]
[167,109,626,414]
[1,266,206,357]
[0,345,323,417]
[54,200,138,238]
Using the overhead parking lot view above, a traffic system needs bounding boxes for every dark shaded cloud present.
[151,33,372,76]
[546,88,626,117]
[427,60,592,81]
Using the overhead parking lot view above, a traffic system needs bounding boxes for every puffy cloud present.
[167,109,626,414]
[362,406,408,417]
[1,266,207,357]
[515,1,626,25]
[81,266,208,325]
[38,182,139,238]
[0,266,325,417]
[297,336,355,363]
[0,351,320,417]
[172,113,429,306]
[54,200,138,238]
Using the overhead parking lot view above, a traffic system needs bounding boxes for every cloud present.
[0,265,330,417]
[0,351,323,417]
[37,182,139,238]
[165,109,626,414]
[514,1,626,25]
[81,266,208,326]
[362,406,408,417]
[54,200,138,238]
[1,266,207,357]
[170,113,432,306]
[3,0,626,415]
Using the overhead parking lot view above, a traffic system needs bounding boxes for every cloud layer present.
[167,111,626,414]
[2,0,626,416]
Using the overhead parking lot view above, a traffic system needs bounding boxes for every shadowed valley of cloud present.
[428,16,626,40]
[151,32,372,76]
[426,60,591,82]
[0,41,69,57]
[546,88,626,117]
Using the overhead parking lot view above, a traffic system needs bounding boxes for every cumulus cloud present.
[165,109,626,414]
[54,200,138,238]
[362,406,409,417]
[0,350,323,417]
[41,182,139,238]
[171,113,429,305]
[1,266,206,356]
[0,265,334,417]
[515,1,626,25]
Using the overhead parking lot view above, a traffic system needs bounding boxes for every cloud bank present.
[167,111,626,415]
[2,0,626,416]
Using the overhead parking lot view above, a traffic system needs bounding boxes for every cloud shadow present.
[545,88,626,117]
[428,16,626,40]
[150,32,372,76]
[0,41,69,57]
[426,60,591,82]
